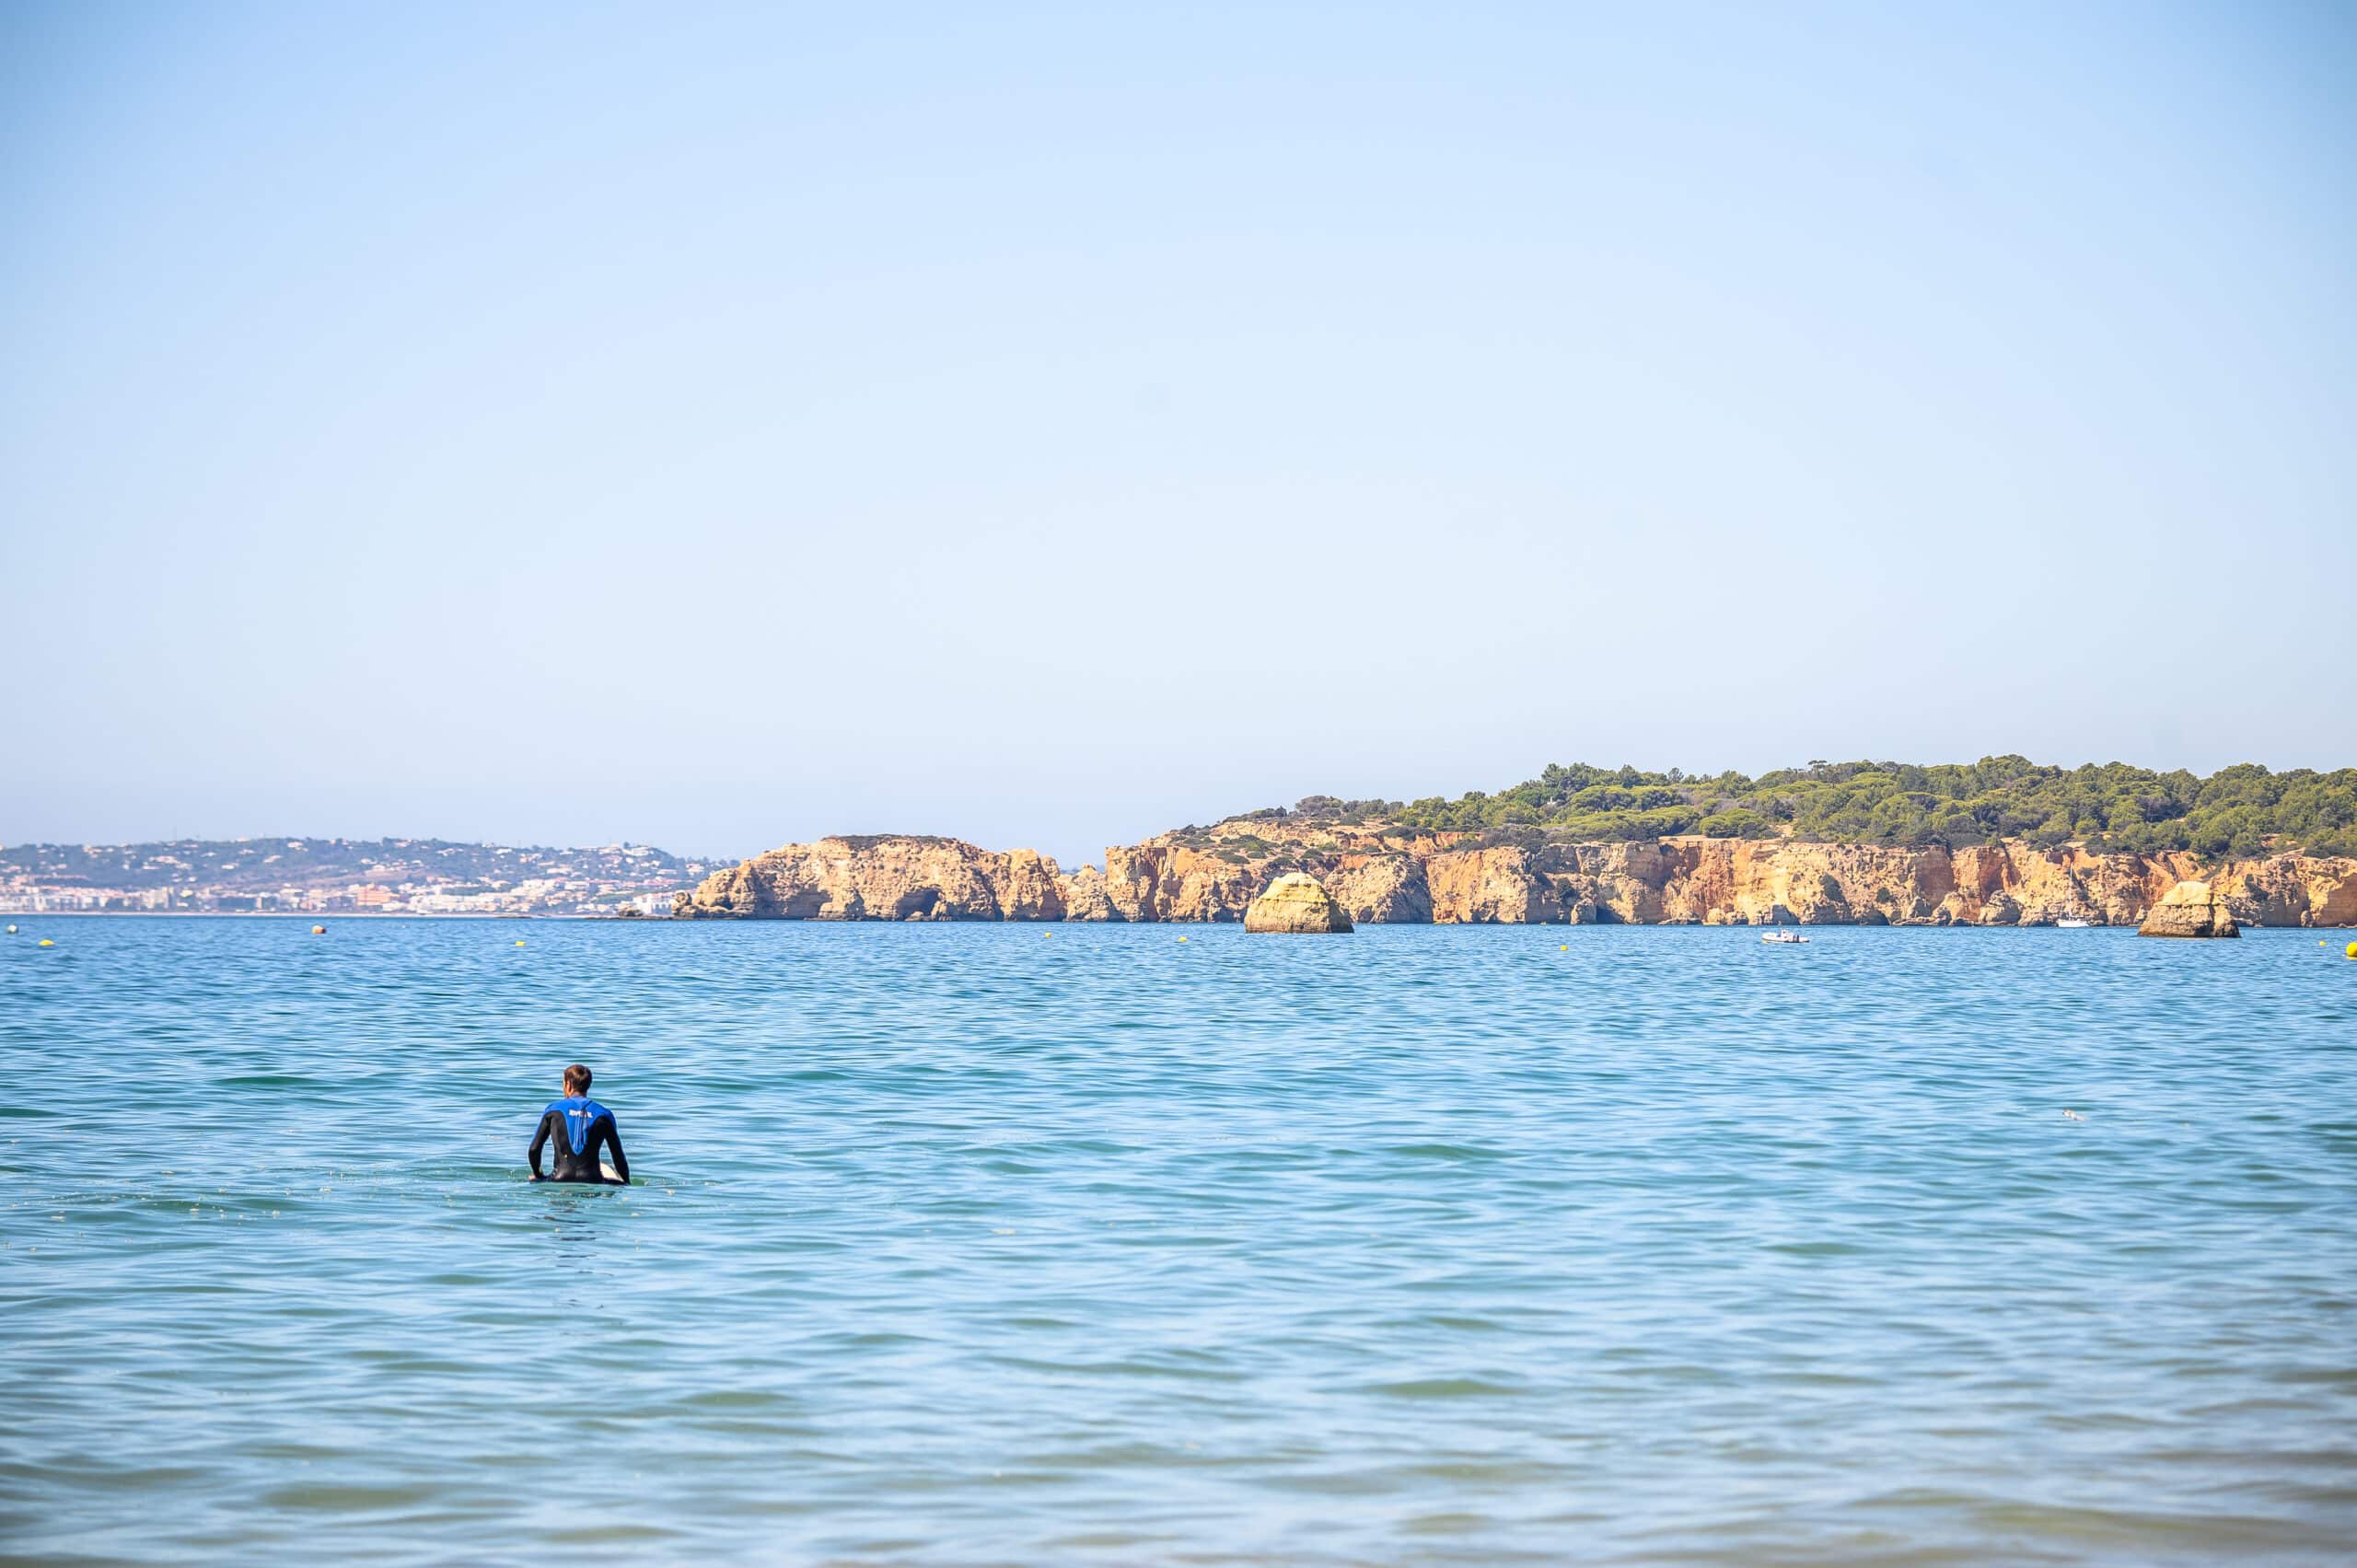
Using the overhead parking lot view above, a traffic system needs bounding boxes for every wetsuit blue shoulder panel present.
[543,1096,613,1156]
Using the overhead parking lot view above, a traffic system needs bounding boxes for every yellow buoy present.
[38,938,54,947]
[1560,944,1568,950]
[1178,936,1188,943]
[311,924,326,935]
[515,939,527,947]
[2347,940,2357,960]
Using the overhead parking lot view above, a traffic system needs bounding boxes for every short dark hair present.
[563,1063,592,1094]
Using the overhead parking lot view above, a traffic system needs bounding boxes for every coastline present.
[672,830,2357,929]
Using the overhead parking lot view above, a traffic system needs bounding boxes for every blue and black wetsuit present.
[528,1095,630,1184]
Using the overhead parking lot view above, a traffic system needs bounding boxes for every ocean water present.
[3,917,2353,1566]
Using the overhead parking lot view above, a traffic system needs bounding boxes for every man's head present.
[563,1063,592,1096]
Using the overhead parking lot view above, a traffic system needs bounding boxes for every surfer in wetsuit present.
[528,1063,630,1184]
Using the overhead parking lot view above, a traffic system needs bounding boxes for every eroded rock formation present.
[1325,854,1433,924]
[675,823,2357,928]
[672,835,1064,921]
[2137,879,2240,938]
[1243,873,1353,933]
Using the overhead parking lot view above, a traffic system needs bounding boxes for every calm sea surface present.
[3,916,2353,1564]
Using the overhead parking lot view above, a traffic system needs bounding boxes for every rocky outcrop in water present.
[1244,873,1353,933]
[672,835,1065,921]
[2136,879,2240,938]
[675,825,2357,927]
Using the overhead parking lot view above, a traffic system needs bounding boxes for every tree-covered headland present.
[1259,759,2357,860]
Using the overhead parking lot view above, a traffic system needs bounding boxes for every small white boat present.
[1760,931,1809,944]
[2057,918,2091,929]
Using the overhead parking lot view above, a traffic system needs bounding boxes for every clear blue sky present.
[4,2,2351,867]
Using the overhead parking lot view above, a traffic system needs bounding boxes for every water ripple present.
[1,917,2352,1563]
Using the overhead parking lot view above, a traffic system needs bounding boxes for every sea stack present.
[2136,879,2240,938]
[1244,873,1353,934]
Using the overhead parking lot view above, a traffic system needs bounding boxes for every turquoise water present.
[3,917,2354,1564]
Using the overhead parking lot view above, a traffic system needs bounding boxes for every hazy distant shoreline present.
[13,757,2356,925]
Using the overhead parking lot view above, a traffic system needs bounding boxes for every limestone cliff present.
[1427,847,1558,923]
[1324,854,1433,924]
[672,835,1065,921]
[678,822,2357,927]
[1092,815,2357,928]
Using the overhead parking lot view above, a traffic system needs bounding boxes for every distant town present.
[0,838,716,917]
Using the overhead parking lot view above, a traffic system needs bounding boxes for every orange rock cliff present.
[674,818,2357,927]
